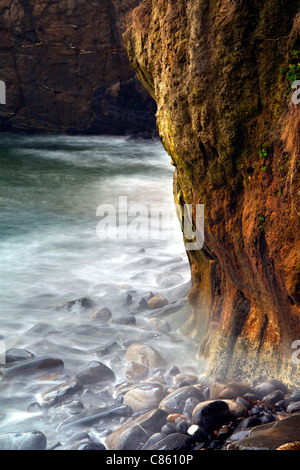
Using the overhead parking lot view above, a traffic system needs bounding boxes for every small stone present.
[159,386,205,415]
[96,341,121,357]
[41,378,83,408]
[183,397,200,417]
[141,432,191,450]
[126,362,149,380]
[105,409,167,450]
[130,297,148,312]
[0,431,47,450]
[3,356,64,378]
[220,387,239,400]
[147,295,169,310]
[110,315,136,325]
[123,383,165,413]
[233,416,262,433]
[210,378,253,399]
[187,424,199,436]
[161,423,176,435]
[287,401,300,414]
[75,361,115,385]
[286,390,300,404]
[252,381,278,400]
[90,307,112,322]
[192,400,231,433]
[121,293,133,307]
[125,343,167,370]
[166,413,187,422]
[156,272,183,288]
[166,365,180,376]
[263,390,285,406]
[174,374,198,386]
[5,348,35,364]
[55,297,94,311]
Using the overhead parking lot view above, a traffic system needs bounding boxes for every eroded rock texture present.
[124,0,300,385]
[0,0,156,135]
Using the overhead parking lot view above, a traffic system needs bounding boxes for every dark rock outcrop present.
[124,0,300,386]
[0,0,157,135]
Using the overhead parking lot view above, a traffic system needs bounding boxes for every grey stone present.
[105,409,167,450]
[75,361,115,385]
[141,433,191,450]
[40,378,83,408]
[2,356,64,378]
[159,386,205,415]
[0,431,47,450]
[5,348,35,364]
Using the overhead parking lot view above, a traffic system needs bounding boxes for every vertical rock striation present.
[0,0,156,135]
[124,0,300,386]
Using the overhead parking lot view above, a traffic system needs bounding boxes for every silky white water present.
[0,134,204,444]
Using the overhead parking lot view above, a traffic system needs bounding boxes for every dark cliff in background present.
[0,0,157,136]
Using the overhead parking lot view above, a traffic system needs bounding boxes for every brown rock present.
[210,379,253,400]
[125,343,167,370]
[90,307,112,323]
[105,408,167,450]
[147,295,169,310]
[123,383,165,413]
[226,414,300,450]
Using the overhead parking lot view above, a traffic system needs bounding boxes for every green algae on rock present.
[124,0,300,387]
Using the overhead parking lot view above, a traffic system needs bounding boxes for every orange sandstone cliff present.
[124,0,300,386]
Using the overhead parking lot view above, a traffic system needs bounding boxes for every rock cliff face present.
[124,0,300,386]
[0,0,156,135]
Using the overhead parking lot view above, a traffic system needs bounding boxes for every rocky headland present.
[0,0,157,136]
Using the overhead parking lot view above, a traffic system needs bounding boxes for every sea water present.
[0,134,203,443]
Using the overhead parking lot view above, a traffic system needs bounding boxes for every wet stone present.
[121,293,132,307]
[147,295,169,310]
[141,433,191,450]
[210,378,253,400]
[123,383,165,413]
[40,378,83,408]
[286,390,300,404]
[90,307,112,322]
[96,341,121,358]
[126,362,149,380]
[125,343,167,370]
[159,386,205,415]
[286,401,300,413]
[5,348,35,364]
[105,409,168,450]
[54,297,94,311]
[0,431,47,450]
[253,380,277,400]
[2,356,64,378]
[59,404,133,430]
[110,315,136,326]
[183,397,200,417]
[75,361,115,385]
[225,413,300,450]
[233,416,262,433]
[263,389,285,406]
[130,297,148,313]
[192,400,231,433]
